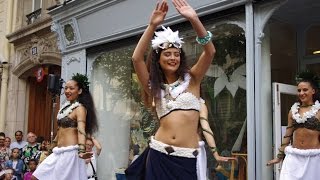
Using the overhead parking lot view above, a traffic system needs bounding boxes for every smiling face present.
[64,80,82,102]
[159,48,181,75]
[297,81,315,105]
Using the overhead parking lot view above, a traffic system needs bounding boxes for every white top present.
[10,141,27,150]
[156,73,201,119]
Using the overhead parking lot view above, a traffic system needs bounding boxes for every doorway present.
[27,65,60,141]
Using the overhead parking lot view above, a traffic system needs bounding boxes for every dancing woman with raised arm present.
[267,71,320,180]
[32,73,98,180]
[125,0,215,179]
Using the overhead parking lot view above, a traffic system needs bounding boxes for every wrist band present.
[209,146,218,153]
[277,148,285,159]
[78,149,86,154]
[196,31,213,45]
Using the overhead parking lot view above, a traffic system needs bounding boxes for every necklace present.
[57,101,80,120]
[291,100,320,123]
[161,78,182,91]
[300,104,313,108]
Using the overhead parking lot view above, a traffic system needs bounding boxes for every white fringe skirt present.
[280,146,320,180]
[197,141,207,180]
[33,145,86,180]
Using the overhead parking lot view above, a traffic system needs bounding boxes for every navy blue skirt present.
[125,147,197,180]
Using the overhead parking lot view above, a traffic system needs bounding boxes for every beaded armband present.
[78,143,86,154]
[48,149,53,155]
[196,31,213,45]
[276,149,285,159]
[77,128,87,137]
[209,146,218,153]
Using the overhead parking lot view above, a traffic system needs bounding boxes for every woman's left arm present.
[172,0,215,82]
[76,106,92,159]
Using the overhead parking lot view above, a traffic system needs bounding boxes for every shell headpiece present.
[151,26,184,50]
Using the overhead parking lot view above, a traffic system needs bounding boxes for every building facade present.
[1,0,319,179]
[2,0,61,140]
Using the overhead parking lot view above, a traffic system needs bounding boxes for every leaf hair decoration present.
[71,73,90,90]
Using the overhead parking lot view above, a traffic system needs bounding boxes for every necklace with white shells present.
[291,100,320,123]
[57,101,80,120]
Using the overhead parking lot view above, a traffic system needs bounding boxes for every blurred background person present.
[0,137,9,170]
[10,131,27,153]
[5,148,24,180]
[86,136,102,180]
[21,132,40,172]
[24,159,38,180]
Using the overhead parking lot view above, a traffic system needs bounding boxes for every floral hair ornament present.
[151,26,184,51]
[295,71,320,89]
[71,73,90,91]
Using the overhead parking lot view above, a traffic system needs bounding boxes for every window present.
[33,0,42,11]
[305,25,320,56]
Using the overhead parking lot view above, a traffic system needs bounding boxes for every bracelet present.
[78,143,86,149]
[196,31,213,45]
[277,152,285,159]
[277,149,285,159]
[78,149,86,154]
[209,146,218,153]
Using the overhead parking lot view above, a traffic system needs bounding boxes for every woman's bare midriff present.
[292,128,320,149]
[56,128,78,147]
[154,110,199,148]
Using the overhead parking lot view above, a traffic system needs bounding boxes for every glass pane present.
[305,25,320,56]
[91,45,139,179]
[280,94,297,126]
[33,0,41,10]
[270,21,298,84]
[306,63,320,77]
[195,23,246,179]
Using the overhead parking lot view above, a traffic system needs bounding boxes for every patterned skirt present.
[125,137,198,180]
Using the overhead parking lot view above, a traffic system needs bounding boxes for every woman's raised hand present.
[150,0,168,26]
[172,0,197,20]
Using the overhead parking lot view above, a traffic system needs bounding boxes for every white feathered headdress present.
[151,26,184,50]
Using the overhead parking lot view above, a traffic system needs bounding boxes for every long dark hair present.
[143,48,189,106]
[73,80,99,135]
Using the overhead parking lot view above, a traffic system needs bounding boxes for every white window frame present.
[272,82,296,180]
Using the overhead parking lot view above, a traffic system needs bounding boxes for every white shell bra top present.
[155,73,201,119]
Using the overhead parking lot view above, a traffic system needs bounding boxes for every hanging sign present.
[35,67,45,82]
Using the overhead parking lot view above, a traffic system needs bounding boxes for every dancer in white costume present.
[32,73,99,180]
[267,71,320,180]
[197,99,235,180]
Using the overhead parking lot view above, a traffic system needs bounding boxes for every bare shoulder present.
[75,104,87,114]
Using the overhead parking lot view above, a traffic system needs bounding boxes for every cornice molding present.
[6,17,52,44]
